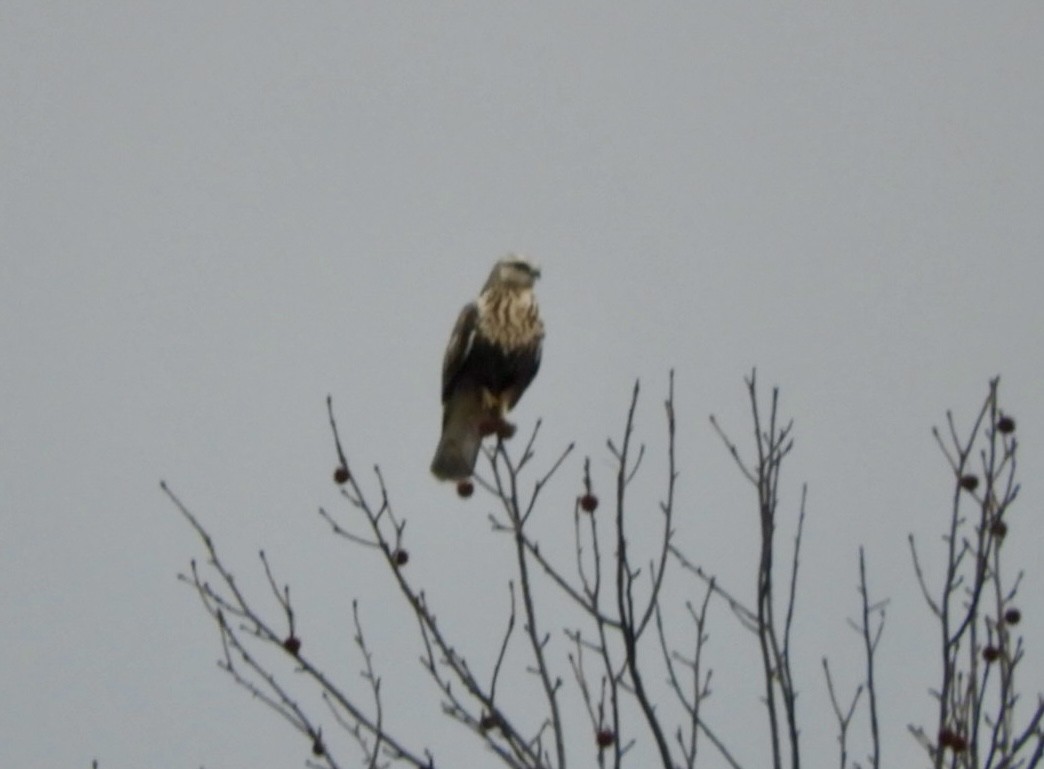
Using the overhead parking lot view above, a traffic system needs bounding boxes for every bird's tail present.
[430,389,484,481]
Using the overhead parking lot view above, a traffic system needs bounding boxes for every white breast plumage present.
[477,289,544,351]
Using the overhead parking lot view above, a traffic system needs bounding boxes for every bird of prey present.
[430,257,544,481]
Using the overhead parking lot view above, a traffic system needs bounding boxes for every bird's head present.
[487,255,541,291]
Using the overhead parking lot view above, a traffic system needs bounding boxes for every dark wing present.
[505,338,542,410]
[441,302,479,403]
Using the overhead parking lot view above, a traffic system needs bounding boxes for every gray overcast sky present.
[3,3,1043,767]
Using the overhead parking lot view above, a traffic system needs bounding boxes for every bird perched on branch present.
[430,257,544,481]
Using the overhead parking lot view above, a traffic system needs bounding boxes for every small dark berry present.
[959,475,979,491]
[479,712,499,732]
[939,728,966,751]
[579,494,599,513]
[333,466,350,484]
[282,636,301,655]
[982,646,1001,663]
[393,549,409,566]
[457,480,474,498]
[990,520,1008,539]
[596,729,615,748]
[997,416,1016,434]
[1004,608,1022,625]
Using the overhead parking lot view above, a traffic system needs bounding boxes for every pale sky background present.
[3,3,1044,768]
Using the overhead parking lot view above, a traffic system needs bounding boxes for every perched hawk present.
[430,257,544,481]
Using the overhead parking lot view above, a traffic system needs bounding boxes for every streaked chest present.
[476,288,545,350]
